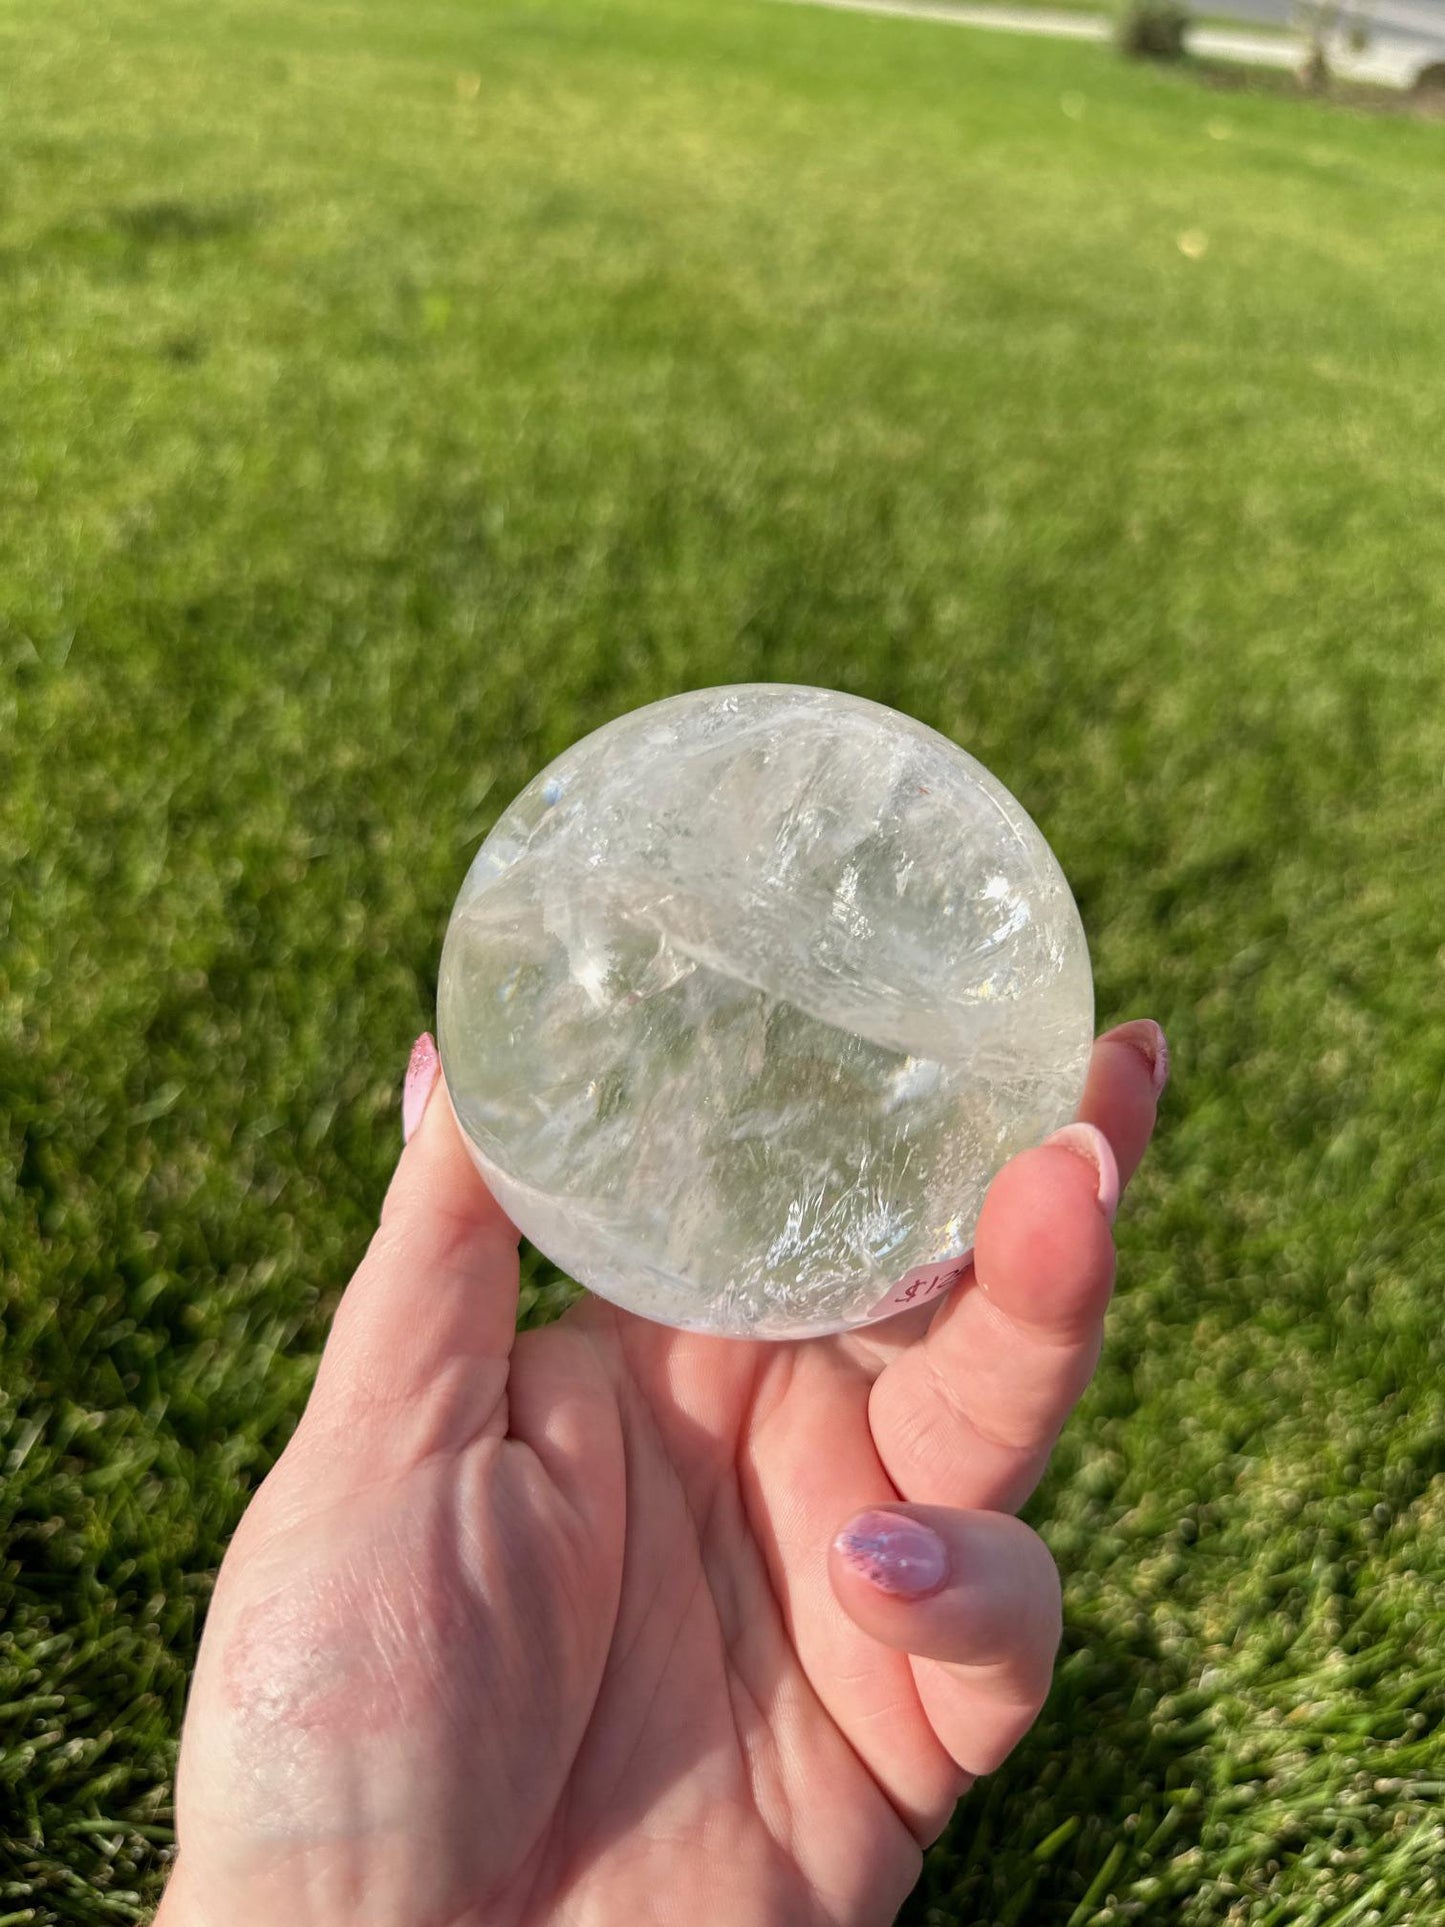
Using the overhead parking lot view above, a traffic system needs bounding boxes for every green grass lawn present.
[2,0,1443,1919]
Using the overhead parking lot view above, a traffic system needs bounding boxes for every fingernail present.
[402,1032,440,1144]
[1110,1018,1170,1097]
[1043,1121,1119,1224]
[834,1510,949,1599]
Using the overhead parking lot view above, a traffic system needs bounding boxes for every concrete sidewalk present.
[782,0,1433,88]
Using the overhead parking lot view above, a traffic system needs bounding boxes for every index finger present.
[302,1038,521,1462]
[867,1019,1168,1515]
[1077,1017,1169,1187]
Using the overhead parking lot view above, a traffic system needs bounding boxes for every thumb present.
[830,1505,1061,1781]
[302,1033,522,1457]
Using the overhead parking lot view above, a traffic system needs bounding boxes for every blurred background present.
[2,0,1442,1921]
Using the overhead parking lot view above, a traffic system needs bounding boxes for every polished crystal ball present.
[438,685,1093,1338]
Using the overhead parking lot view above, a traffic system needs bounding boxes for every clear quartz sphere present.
[438,685,1094,1339]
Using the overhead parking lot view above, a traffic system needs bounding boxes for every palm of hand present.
[166,1027,1162,1927]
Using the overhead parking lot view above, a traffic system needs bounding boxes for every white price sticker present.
[872,1251,973,1319]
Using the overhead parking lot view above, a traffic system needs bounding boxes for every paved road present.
[783,0,1442,84]
[1221,0,1445,56]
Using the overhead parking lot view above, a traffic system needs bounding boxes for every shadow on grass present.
[1187,54,1445,120]
[905,1610,1211,1924]
[105,195,267,245]
[0,196,269,285]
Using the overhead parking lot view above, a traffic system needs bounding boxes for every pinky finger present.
[829,1506,1061,1782]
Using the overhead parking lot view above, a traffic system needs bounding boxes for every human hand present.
[157,1021,1166,1927]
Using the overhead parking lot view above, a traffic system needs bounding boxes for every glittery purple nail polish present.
[834,1511,949,1599]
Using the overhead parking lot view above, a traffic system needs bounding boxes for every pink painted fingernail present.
[1043,1121,1119,1224]
[1110,1018,1170,1096]
[402,1032,440,1144]
[834,1511,949,1599]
